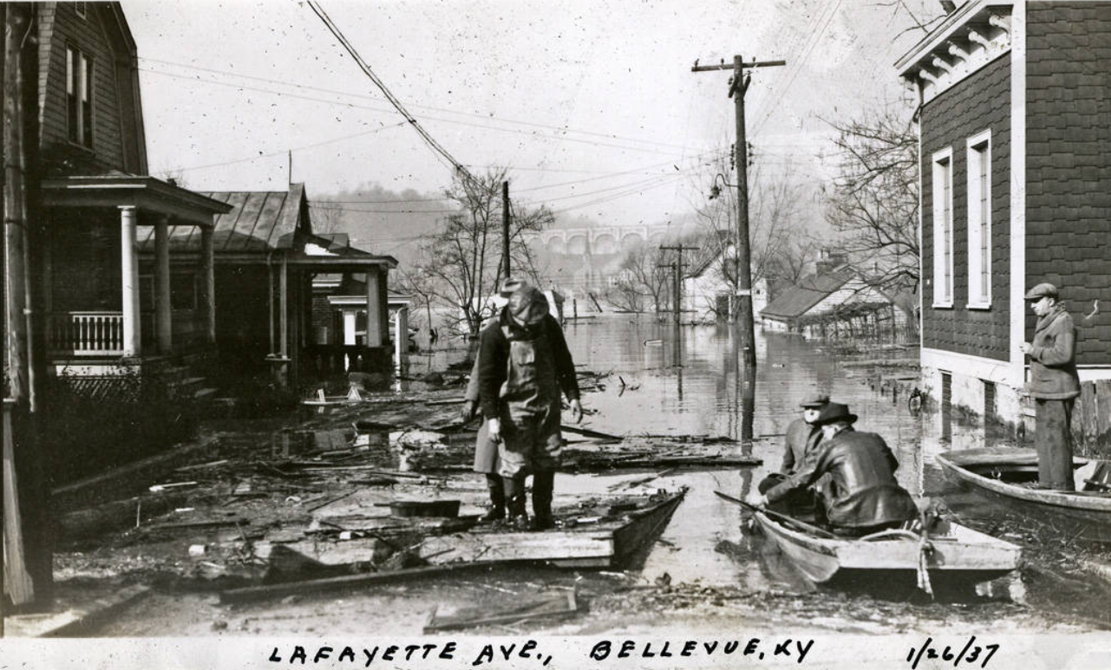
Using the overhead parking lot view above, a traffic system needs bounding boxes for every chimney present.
[816,248,847,275]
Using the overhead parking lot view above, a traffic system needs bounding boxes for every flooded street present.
[93,315,1111,637]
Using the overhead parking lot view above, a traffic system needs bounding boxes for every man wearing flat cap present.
[747,403,919,535]
[1020,282,1080,490]
[755,393,829,513]
[478,284,583,530]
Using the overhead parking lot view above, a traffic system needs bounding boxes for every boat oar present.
[713,490,838,539]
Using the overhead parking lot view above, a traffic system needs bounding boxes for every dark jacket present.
[1027,305,1080,400]
[766,428,918,529]
[477,310,579,420]
[781,417,821,474]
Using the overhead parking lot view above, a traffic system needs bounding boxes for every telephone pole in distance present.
[692,55,785,370]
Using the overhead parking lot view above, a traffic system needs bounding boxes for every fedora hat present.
[813,402,857,427]
[799,392,830,409]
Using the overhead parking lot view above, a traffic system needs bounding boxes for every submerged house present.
[896,0,1111,422]
[683,242,769,322]
[38,2,231,379]
[760,261,912,341]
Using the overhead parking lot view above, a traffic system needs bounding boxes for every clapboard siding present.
[37,2,140,173]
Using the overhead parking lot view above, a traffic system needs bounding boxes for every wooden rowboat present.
[754,511,1021,591]
[936,447,1111,524]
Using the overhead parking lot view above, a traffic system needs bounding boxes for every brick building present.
[897,0,1111,423]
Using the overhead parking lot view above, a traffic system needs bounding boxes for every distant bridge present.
[529,225,676,256]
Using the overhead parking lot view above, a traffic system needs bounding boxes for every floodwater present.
[94,315,1111,637]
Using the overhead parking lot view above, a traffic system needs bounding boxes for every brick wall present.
[1026,2,1111,365]
[920,55,1012,360]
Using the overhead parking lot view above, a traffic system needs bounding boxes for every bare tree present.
[604,242,670,314]
[688,151,810,308]
[414,168,554,337]
[824,105,920,293]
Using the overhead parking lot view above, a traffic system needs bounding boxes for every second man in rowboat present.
[747,402,919,536]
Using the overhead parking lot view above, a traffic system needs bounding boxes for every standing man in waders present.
[478,285,583,530]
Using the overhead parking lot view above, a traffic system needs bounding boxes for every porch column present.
[394,306,409,367]
[201,226,216,345]
[364,270,383,347]
[343,309,357,345]
[155,215,173,354]
[119,206,141,356]
[279,254,289,357]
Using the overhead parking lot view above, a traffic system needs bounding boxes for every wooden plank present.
[1097,381,1111,445]
[419,530,614,565]
[424,591,578,632]
[220,562,497,604]
[255,537,393,568]
[2,403,34,605]
[1081,381,1098,447]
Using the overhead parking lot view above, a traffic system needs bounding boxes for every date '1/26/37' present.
[907,636,999,669]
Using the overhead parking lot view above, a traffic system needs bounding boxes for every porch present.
[41,175,232,370]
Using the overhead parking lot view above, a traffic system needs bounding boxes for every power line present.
[752,0,843,138]
[163,121,408,173]
[138,56,704,154]
[140,68,704,160]
[304,0,476,187]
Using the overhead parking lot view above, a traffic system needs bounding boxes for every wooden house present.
[682,242,769,322]
[35,2,232,379]
[760,263,912,340]
[897,0,1111,423]
[136,185,399,385]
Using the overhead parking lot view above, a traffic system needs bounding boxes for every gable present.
[37,2,146,175]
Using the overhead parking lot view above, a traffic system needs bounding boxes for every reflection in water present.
[555,317,1108,625]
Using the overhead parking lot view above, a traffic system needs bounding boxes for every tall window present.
[66,45,93,148]
[967,130,992,307]
[932,148,954,307]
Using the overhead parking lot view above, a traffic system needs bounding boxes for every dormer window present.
[66,45,93,148]
[74,3,87,19]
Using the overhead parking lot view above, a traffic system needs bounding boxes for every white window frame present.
[65,44,94,149]
[74,2,87,19]
[966,129,992,309]
[931,147,954,308]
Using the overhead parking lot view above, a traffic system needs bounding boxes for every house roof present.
[41,173,232,226]
[759,267,855,320]
[137,183,308,253]
[686,233,733,279]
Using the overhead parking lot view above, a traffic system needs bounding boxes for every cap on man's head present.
[507,285,549,325]
[799,392,830,409]
[499,277,527,298]
[813,402,858,427]
[1024,283,1059,301]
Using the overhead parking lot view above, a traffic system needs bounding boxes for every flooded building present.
[897,0,1111,425]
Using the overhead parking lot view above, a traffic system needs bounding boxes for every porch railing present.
[49,311,125,356]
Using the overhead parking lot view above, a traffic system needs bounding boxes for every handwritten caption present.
[266,637,818,667]
[906,636,999,669]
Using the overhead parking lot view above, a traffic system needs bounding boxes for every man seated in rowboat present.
[746,402,920,536]
[755,392,829,516]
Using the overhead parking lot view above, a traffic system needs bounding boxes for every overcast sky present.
[122,0,941,231]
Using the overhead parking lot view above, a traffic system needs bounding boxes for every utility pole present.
[656,260,680,366]
[658,244,697,367]
[501,181,511,281]
[692,55,785,370]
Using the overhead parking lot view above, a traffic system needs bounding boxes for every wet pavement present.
[87,315,1111,636]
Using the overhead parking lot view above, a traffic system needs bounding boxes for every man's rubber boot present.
[503,475,530,530]
[478,474,505,523]
[532,470,556,530]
